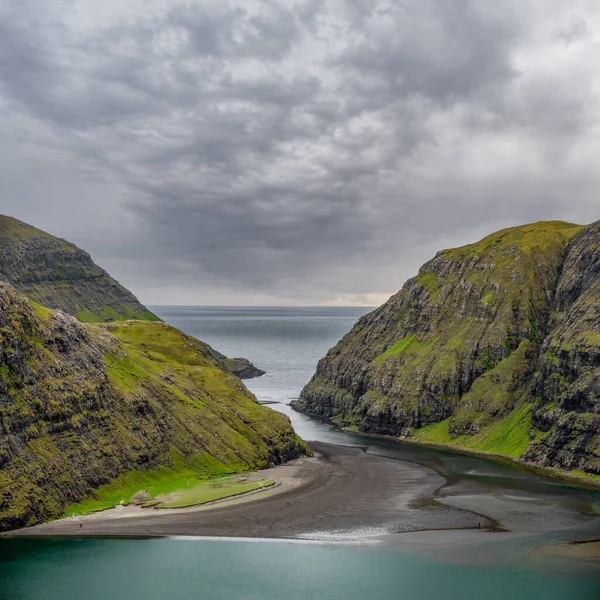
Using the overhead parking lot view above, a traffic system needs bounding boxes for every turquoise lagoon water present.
[2,536,599,600]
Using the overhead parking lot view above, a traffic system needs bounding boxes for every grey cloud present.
[0,0,599,305]
[335,0,520,102]
[553,18,590,44]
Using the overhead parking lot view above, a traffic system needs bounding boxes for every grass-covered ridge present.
[0,283,308,531]
[443,220,583,261]
[75,306,160,323]
[0,215,160,323]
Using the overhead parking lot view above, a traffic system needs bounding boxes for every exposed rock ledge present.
[208,349,265,380]
[226,357,266,379]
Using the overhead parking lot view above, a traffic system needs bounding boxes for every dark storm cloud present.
[1,0,599,305]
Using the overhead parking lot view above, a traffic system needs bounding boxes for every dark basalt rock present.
[226,358,266,380]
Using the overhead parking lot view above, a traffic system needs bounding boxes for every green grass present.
[157,477,274,509]
[64,470,273,516]
[372,333,420,363]
[444,221,583,261]
[417,271,440,301]
[481,290,495,305]
[468,402,533,456]
[27,300,53,321]
[414,402,533,458]
[0,215,61,241]
[63,452,240,516]
[413,418,452,444]
[75,305,160,323]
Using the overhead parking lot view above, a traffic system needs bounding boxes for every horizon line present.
[147,304,379,308]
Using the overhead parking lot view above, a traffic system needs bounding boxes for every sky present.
[1,0,599,306]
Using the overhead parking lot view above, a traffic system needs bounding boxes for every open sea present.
[1,306,599,600]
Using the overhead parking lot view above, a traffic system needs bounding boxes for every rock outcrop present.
[0,282,307,531]
[294,221,600,478]
[212,354,266,379]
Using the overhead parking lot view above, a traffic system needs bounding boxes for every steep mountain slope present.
[523,222,600,473]
[0,215,158,322]
[0,282,307,531]
[294,221,600,478]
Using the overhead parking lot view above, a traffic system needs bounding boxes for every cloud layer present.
[1,0,599,305]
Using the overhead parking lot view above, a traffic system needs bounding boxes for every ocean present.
[151,305,371,405]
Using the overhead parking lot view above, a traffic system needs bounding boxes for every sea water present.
[2,536,599,600]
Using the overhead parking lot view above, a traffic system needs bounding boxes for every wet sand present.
[540,539,600,562]
[8,440,597,546]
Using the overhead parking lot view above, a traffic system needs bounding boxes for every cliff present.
[294,221,600,478]
[0,282,307,531]
[0,215,159,323]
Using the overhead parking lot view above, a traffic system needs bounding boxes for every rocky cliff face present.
[295,221,600,478]
[0,215,158,323]
[523,222,600,473]
[0,282,307,531]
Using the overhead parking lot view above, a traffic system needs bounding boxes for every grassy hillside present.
[295,220,600,480]
[0,283,307,530]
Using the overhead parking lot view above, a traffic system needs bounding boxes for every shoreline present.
[290,406,600,490]
[539,539,600,562]
[3,442,495,540]
[54,457,316,525]
[5,441,599,563]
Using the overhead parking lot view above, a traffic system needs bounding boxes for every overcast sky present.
[1,0,599,306]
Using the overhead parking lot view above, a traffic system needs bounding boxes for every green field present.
[156,477,275,509]
[64,469,274,516]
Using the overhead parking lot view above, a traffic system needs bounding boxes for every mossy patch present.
[372,333,420,363]
[414,402,533,458]
[417,271,440,301]
[481,290,495,305]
